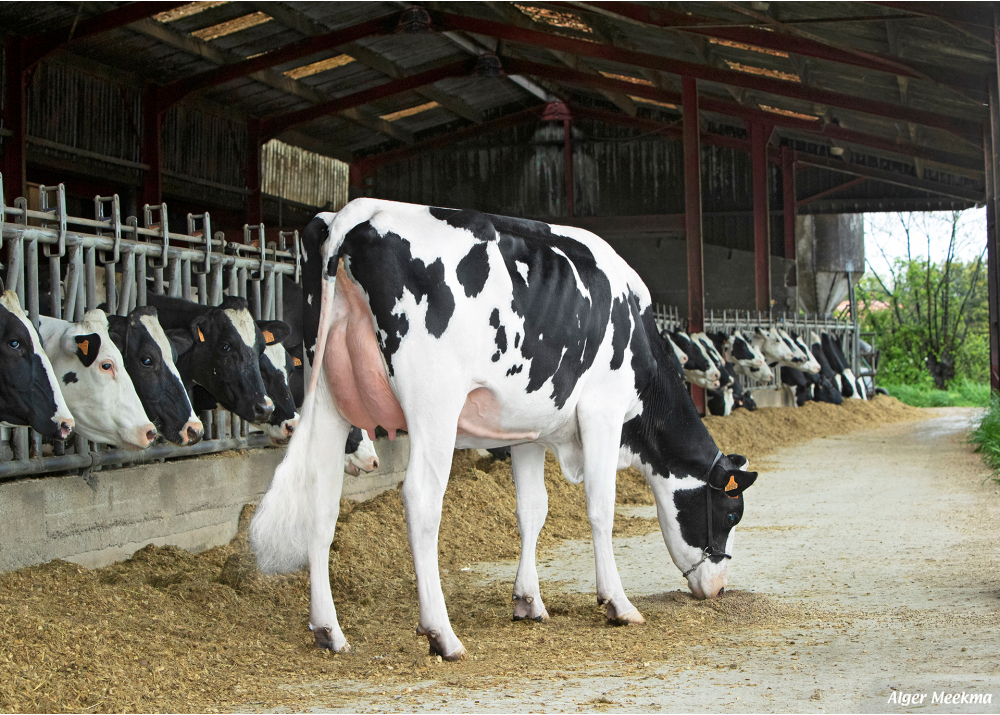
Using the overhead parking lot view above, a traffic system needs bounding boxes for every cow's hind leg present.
[579,409,644,626]
[510,442,550,622]
[402,413,467,661]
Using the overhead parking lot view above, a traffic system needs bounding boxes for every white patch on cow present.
[515,260,530,284]
[139,314,185,386]
[263,343,288,379]
[306,294,313,306]
[223,308,257,347]
[549,247,590,302]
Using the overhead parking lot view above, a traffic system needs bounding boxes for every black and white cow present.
[669,330,721,388]
[251,200,757,659]
[38,310,157,448]
[0,290,74,439]
[806,333,846,405]
[146,294,283,424]
[105,306,203,445]
[822,333,866,400]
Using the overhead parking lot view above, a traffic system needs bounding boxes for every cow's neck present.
[623,368,720,483]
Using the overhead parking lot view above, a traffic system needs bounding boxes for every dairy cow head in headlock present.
[105,306,203,445]
[250,199,758,660]
[0,291,74,439]
[147,294,281,423]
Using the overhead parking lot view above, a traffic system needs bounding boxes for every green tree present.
[858,211,987,389]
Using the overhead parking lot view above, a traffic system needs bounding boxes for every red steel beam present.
[260,59,473,138]
[781,145,797,266]
[156,14,397,109]
[751,121,772,313]
[438,12,982,143]
[796,175,868,207]
[578,1,924,80]
[502,59,983,171]
[22,2,188,68]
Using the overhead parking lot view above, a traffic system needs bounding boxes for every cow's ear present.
[166,328,195,357]
[190,313,209,345]
[709,468,758,497]
[74,333,101,367]
[257,320,291,346]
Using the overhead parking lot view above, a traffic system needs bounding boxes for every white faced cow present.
[751,326,794,365]
[713,330,773,384]
[106,306,203,445]
[251,199,757,660]
[38,310,156,448]
[0,291,74,439]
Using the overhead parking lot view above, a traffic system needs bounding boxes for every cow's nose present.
[186,424,204,445]
[58,420,73,440]
[146,428,157,443]
[253,402,274,421]
[371,458,379,470]
[285,422,295,436]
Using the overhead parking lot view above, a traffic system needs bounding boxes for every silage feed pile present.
[0,396,921,713]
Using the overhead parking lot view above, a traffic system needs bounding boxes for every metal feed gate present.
[0,174,301,481]
[653,304,861,397]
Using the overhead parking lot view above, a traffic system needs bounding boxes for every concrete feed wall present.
[0,436,410,574]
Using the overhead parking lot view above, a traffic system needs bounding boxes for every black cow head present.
[0,291,73,439]
[259,332,297,443]
[168,296,283,423]
[107,306,203,445]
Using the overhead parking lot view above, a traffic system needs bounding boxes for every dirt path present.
[291,407,1000,713]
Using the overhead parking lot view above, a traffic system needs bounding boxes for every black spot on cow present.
[506,364,523,376]
[345,425,363,455]
[340,222,456,374]
[487,214,612,409]
[609,296,630,370]
[74,333,101,368]
[429,207,497,242]
[62,371,78,384]
[489,308,507,362]
[729,335,754,361]
[300,215,331,367]
[514,332,520,349]
[456,242,490,298]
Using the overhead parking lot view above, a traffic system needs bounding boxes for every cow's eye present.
[727,512,740,526]
[141,356,153,367]
[100,362,113,372]
[7,339,19,350]
[221,343,231,352]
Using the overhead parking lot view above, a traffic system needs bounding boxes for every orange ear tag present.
[198,327,206,342]
[79,339,89,356]
[725,475,738,492]
[263,330,274,344]
[293,357,302,367]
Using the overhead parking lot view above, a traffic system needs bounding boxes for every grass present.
[880,380,990,408]
[970,393,1000,482]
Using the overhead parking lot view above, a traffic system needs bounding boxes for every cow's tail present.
[249,199,379,573]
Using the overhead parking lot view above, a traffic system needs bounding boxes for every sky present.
[863,208,987,284]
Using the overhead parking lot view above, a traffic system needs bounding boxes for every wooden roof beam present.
[435,11,984,145]
[21,2,189,68]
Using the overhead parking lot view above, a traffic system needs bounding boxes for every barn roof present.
[0,1,993,209]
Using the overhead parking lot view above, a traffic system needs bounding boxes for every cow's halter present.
[681,449,733,578]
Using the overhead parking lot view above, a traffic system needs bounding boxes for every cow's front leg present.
[402,430,466,660]
[510,442,550,622]
[580,413,644,626]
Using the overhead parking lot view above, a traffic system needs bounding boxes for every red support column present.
[246,118,263,227]
[140,84,163,208]
[683,77,705,415]
[564,118,574,218]
[2,37,27,203]
[751,121,772,313]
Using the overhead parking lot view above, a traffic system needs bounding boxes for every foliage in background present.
[859,211,987,389]
[970,393,1000,482]
[881,380,990,408]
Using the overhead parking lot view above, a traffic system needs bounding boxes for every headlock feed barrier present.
[653,305,861,395]
[0,174,301,481]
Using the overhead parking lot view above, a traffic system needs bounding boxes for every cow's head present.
[106,307,203,445]
[0,291,74,439]
[167,297,278,423]
[787,331,821,374]
[671,331,720,388]
[257,330,298,445]
[38,310,156,449]
[344,425,378,475]
[727,330,767,371]
[693,333,730,389]
[663,453,758,599]
[753,326,794,364]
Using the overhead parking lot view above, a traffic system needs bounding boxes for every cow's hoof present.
[512,593,549,622]
[607,606,645,626]
[417,626,466,661]
[312,625,350,653]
